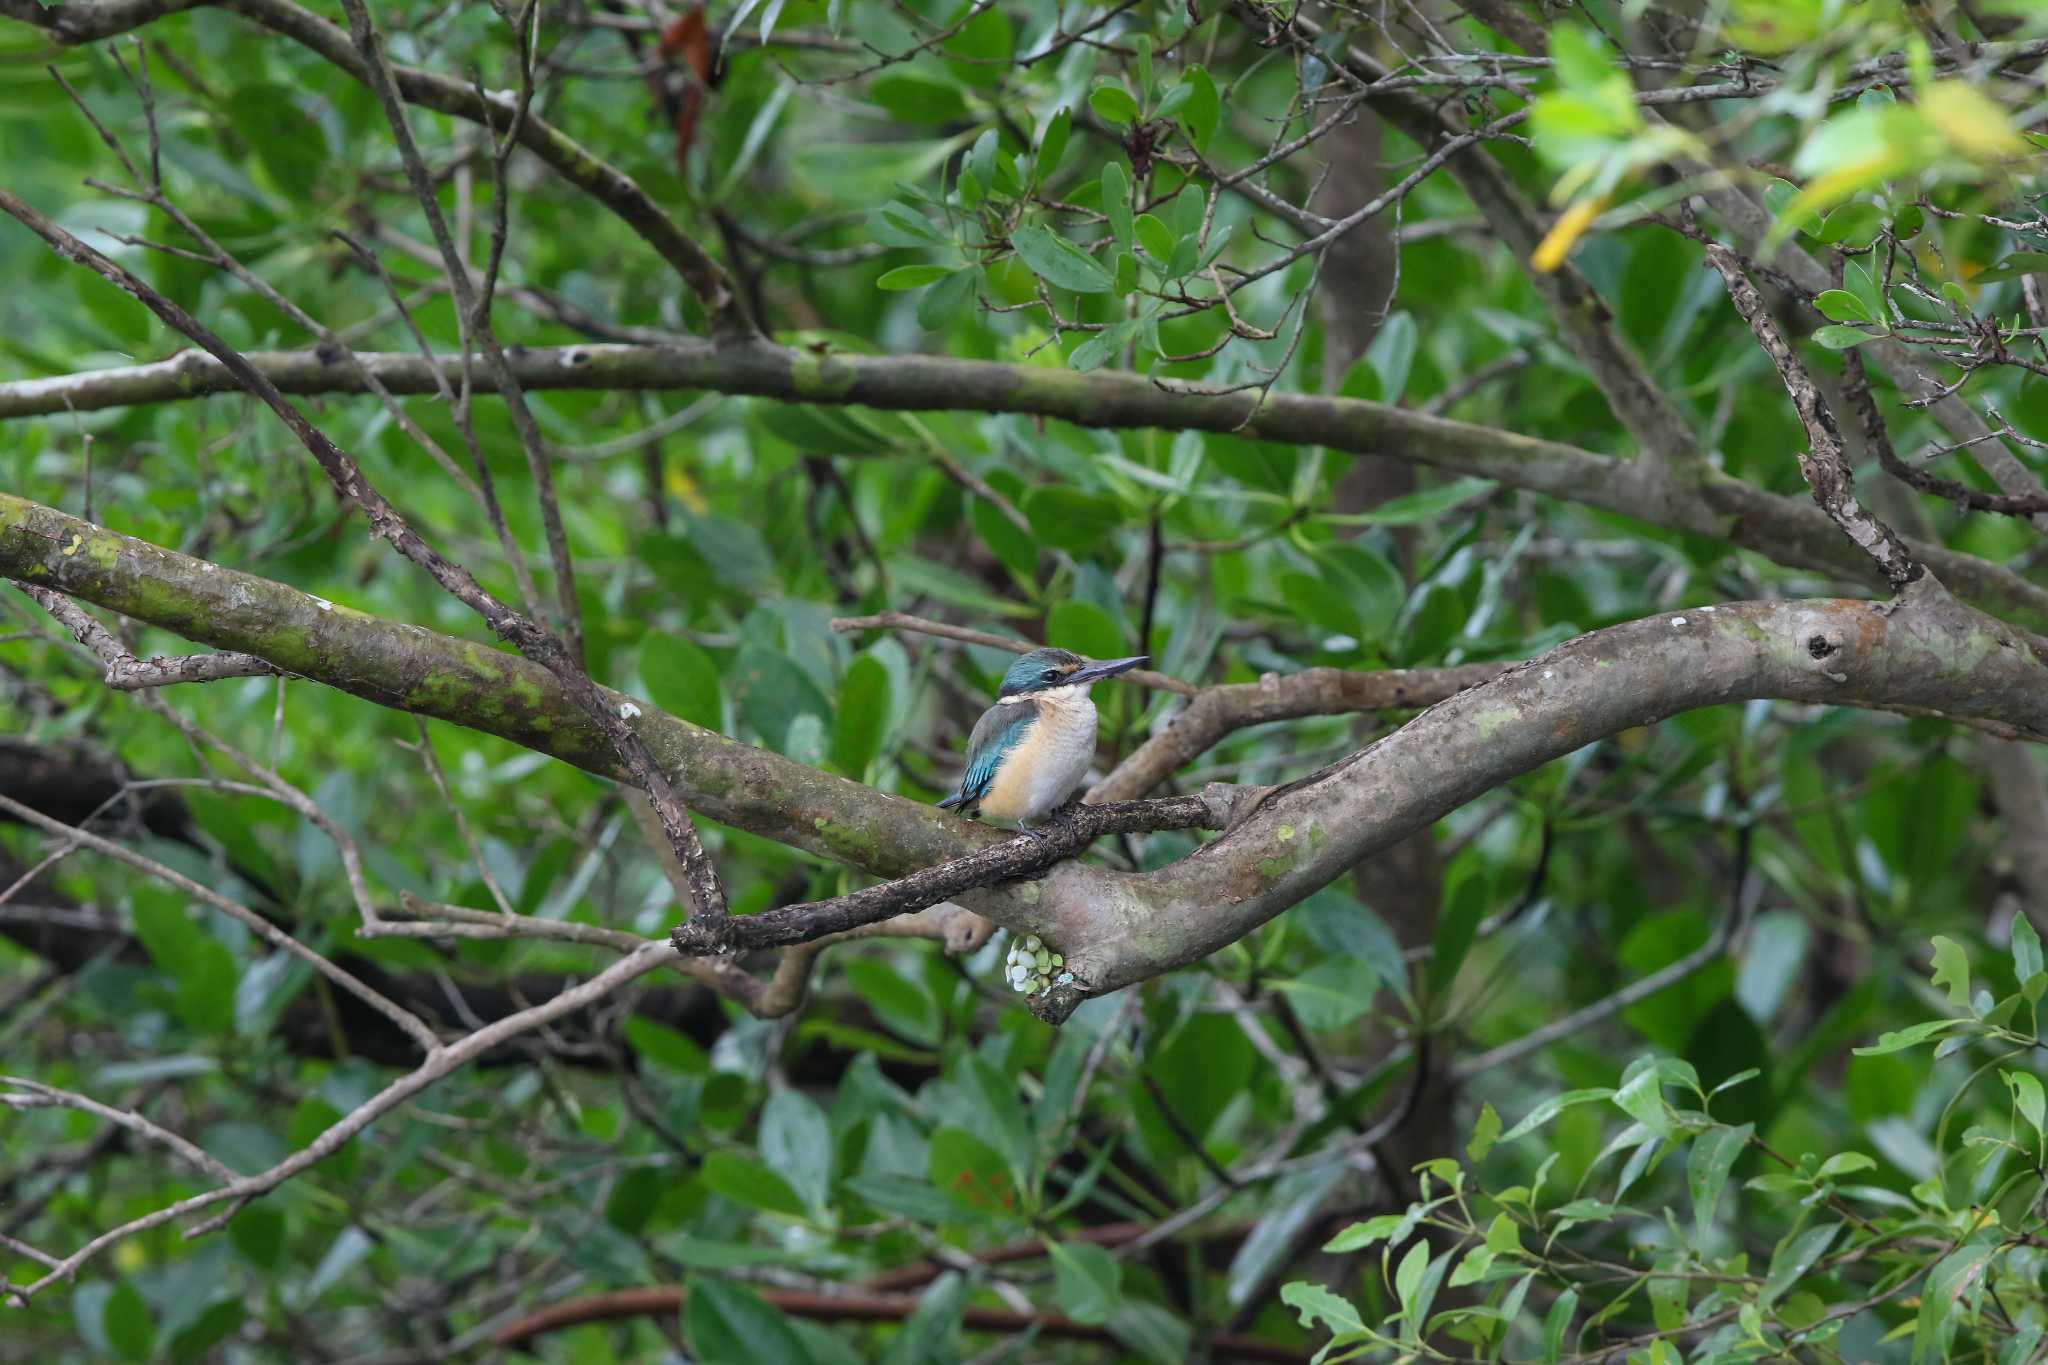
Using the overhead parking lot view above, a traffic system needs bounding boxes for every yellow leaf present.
[1764,154,1906,251]
[1532,194,1608,274]
[664,461,709,514]
[1922,81,2029,161]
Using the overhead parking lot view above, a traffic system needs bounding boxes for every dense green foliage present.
[3,0,2048,1361]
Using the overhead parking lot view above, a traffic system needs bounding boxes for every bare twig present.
[831,611,1197,697]
[15,582,282,690]
[1704,246,1922,592]
[0,1076,237,1182]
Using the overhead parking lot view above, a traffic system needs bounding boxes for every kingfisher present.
[937,647,1148,837]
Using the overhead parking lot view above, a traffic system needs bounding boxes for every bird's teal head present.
[996,647,1148,699]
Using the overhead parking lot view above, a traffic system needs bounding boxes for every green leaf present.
[1347,476,1497,527]
[1010,223,1115,293]
[831,654,892,777]
[1175,67,1220,149]
[1227,1163,1345,1309]
[880,1273,969,1365]
[1049,1241,1122,1325]
[1281,1281,1366,1337]
[1930,936,1971,1007]
[1046,599,1127,661]
[1687,1122,1752,1245]
[1367,311,1417,404]
[929,1126,1017,1215]
[1815,201,1884,246]
[1550,25,1623,91]
[1107,1301,1194,1365]
[1133,212,1174,263]
[869,72,969,126]
[1914,1244,1996,1363]
[2006,1069,2047,1139]
[1022,485,1124,553]
[1813,289,1875,324]
[1811,324,1875,350]
[1815,1151,1878,1179]
[1429,874,1487,1004]
[759,1089,834,1217]
[1101,161,1132,251]
[1468,1102,1503,1163]
[101,1281,155,1364]
[1543,1287,1579,1362]
[1270,957,1378,1031]
[1323,1212,1406,1252]
[702,1151,809,1220]
[1500,1089,1615,1143]
[2014,915,2043,984]
[641,632,724,731]
[870,201,951,248]
[1034,106,1072,186]
[1854,1017,1966,1055]
[1088,84,1140,126]
[845,958,942,1045]
[730,646,831,757]
[686,1277,814,1365]
[1973,251,2048,283]
[228,86,327,201]
[1394,1239,1430,1314]
[916,266,979,330]
[876,264,957,290]
[623,1016,708,1073]
[1762,1221,1841,1306]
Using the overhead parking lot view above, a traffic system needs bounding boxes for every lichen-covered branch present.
[1023,584,2048,1022]
[8,491,2048,1030]
[1088,662,1505,802]
[670,790,1240,954]
[0,491,1010,891]
[1,343,2042,627]
[0,183,737,935]
[1705,245,1922,591]
[12,582,282,689]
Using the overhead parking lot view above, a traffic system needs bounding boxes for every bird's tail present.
[936,792,965,810]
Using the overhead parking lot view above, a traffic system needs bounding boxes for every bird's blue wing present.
[940,701,1038,811]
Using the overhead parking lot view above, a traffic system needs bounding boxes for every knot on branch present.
[669,912,740,957]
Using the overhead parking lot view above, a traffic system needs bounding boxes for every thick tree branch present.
[1,344,2042,627]
[0,491,1011,891]
[8,496,2048,1026]
[1088,662,1504,802]
[491,1285,1311,1362]
[0,182,736,935]
[1022,584,2048,1022]
[669,790,1241,954]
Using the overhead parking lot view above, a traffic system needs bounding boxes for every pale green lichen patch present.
[789,352,857,399]
[1473,706,1519,742]
[1278,825,1295,841]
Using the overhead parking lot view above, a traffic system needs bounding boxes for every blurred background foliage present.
[2,0,2048,1360]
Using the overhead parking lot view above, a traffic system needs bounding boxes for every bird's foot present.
[1015,822,1053,844]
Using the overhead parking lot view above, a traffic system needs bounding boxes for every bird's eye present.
[1041,668,1059,682]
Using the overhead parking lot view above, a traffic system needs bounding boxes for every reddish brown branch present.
[492,1284,1313,1361]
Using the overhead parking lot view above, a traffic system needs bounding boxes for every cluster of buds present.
[1004,933,1063,995]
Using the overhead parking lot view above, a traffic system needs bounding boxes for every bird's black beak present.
[1070,655,1148,685]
